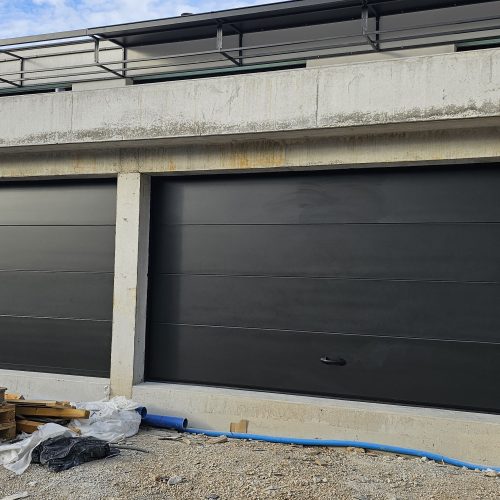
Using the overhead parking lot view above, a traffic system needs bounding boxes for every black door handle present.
[320,356,346,366]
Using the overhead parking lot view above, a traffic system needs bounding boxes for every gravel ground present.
[1,427,499,500]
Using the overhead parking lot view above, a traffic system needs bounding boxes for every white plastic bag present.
[71,396,142,443]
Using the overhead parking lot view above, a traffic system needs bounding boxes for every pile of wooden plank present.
[3,392,90,436]
[0,387,16,441]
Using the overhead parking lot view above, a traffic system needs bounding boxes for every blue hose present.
[142,413,500,472]
[142,413,188,431]
[185,428,500,473]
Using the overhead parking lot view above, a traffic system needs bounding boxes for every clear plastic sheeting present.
[70,396,142,443]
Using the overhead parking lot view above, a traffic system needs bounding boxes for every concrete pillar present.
[110,172,151,397]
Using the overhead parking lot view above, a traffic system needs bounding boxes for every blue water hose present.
[141,412,500,473]
[142,413,188,431]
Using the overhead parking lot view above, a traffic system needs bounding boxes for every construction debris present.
[0,492,30,500]
[31,436,115,472]
[208,436,228,445]
[0,390,141,474]
[0,395,16,442]
[5,393,90,435]
[230,419,249,433]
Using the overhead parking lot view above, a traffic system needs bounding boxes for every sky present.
[0,0,280,39]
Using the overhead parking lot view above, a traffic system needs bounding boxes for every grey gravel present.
[0,428,499,499]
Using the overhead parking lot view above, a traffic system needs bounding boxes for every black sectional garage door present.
[147,165,500,412]
[0,181,116,377]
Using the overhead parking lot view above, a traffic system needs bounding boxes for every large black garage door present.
[0,181,116,377]
[147,165,500,412]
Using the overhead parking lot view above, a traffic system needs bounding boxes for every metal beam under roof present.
[87,0,500,46]
[1,0,496,49]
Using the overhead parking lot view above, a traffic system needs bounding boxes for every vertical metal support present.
[19,57,24,87]
[123,46,128,78]
[361,2,380,52]
[216,23,223,51]
[0,50,24,87]
[91,35,125,78]
[215,22,241,66]
[239,32,244,66]
[94,36,100,64]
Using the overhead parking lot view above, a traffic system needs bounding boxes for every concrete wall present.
[1,47,500,465]
[134,383,500,466]
[1,48,500,152]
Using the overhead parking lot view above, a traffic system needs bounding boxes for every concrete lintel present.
[0,369,110,402]
[133,382,500,466]
[110,172,151,398]
[1,126,500,179]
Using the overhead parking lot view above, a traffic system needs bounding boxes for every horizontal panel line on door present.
[0,269,114,274]
[150,322,500,346]
[157,221,500,226]
[0,360,109,377]
[0,224,116,228]
[0,314,111,322]
[154,273,500,286]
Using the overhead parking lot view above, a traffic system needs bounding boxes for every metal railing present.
[0,1,499,93]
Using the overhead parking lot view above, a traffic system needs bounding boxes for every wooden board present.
[16,419,42,434]
[230,419,249,433]
[5,393,24,401]
[15,407,90,419]
[6,397,72,407]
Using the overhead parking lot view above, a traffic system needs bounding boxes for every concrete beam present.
[0,48,499,150]
[110,173,150,398]
[0,369,110,402]
[72,78,133,92]
[133,382,500,466]
[1,126,500,179]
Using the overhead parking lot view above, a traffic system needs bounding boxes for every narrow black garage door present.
[147,165,500,412]
[0,181,116,377]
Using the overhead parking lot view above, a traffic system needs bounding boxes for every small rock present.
[306,449,321,456]
[209,436,228,444]
[346,447,366,454]
[154,474,168,483]
[484,469,499,477]
[206,495,220,500]
[312,476,327,484]
[314,459,328,467]
[167,475,184,486]
[27,482,37,487]
[421,457,428,462]
[158,435,182,441]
